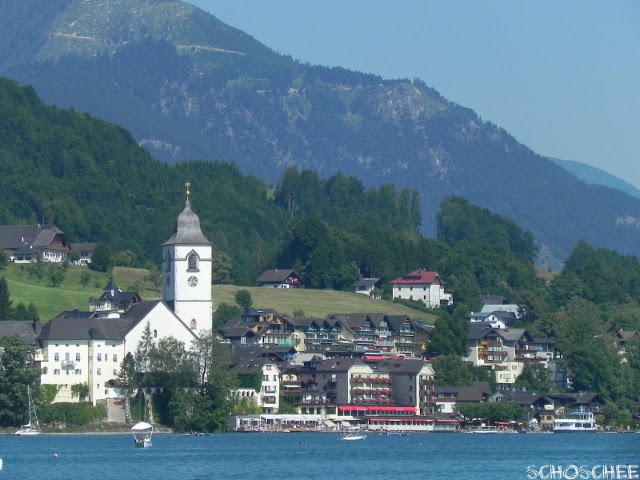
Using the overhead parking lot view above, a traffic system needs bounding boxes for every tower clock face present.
[187,275,198,287]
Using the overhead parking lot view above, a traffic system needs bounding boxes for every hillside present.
[2,0,640,269]
[2,264,432,323]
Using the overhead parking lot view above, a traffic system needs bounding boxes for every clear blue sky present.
[185,0,640,189]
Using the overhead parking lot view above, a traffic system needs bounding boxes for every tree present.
[514,363,554,396]
[90,242,112,272]
[118,352,138,423]
[0,277,13,320]
[70,383,90,402]
[144,263,162,292]
[0,248,7,269]
[135,321,154,372]
[13,302,28,321]
[234,289,253,309]
[79,270,92,289]
[0,336,41,427]
[48,264,65,287]
[212,303,241,331]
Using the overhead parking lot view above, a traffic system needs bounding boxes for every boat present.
[553,409,597,433]
[15,386,41,436]
[379,432,408,437]
[470,425,499,434]
[340,432,367,441]
[131,422,154,448]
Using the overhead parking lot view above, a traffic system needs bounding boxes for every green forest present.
[2,76,640,429]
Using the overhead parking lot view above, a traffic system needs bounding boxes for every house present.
[434,382,491,414]
[469,310,517,329]
[390,269,453,308]
[230,351,283,414]
[36,300,198,405]
[256,269,302,288]
[69,242,96,265]
[354,278,380,297]
[0,224,71,263]
[220,308,298,348]
[90,281,143,314]
[0,319,42,346]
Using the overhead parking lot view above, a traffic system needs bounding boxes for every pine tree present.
[0,277,13,321]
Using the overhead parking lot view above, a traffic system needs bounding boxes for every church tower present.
[162,182,212,332]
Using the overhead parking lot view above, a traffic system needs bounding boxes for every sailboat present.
[15,385,41,436]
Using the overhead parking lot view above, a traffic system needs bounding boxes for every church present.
[36,183,213,405]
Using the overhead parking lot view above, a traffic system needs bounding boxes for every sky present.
[185,1,640,189]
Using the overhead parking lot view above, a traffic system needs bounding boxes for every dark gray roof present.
[256,269,301,284]
[373,358,431,375]
[0,321,42,345]
[163,199,211,246]
[316,357,365,373]
[38,301,196,342]
[354,278,380,288]
[0,225,68,251]
[69,242,96,253]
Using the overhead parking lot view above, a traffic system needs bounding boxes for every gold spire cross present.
[185,181,191,200]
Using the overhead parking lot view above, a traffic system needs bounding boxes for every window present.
[54,352,60,361]
[76,353,81,361]
[187,253,199,271]
[97,353,102,362]
[113,354,118,363]
[113,369,117,375]
[54,369,60,375]
[153,330,158,338]
[42,367,48,374]
[190,319,197,329]
[262,375,268,381]
[75,369,81,375]
[97,368,102,375]
[65,352,70,361]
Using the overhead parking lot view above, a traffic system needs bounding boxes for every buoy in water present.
[53,453,58,459]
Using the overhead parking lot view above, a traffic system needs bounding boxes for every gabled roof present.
[390,270,444,286]
[317,357,367,373]
[0,321,42,345]
[256,269,302,285]
[0,225,69,251]
[385,315,413,332]
[372,357,432,375]
[482,294,507,305]
[354,278,380,288]
[69,242,97,253]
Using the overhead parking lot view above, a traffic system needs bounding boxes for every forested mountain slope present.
[2,0,640,268]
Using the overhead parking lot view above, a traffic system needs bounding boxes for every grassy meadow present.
[2,263,434,323]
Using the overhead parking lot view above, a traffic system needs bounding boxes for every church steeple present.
[163,182,211,246]
[162,182,213,332]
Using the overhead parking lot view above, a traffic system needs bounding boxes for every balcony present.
[61,361,76,369]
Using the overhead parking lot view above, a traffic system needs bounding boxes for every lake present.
[0,432,638,479]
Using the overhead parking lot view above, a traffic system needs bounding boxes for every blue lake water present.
[0,432,638,480]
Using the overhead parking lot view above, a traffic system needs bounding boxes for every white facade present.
[38,339,125,405]
[392,283,452,308]
[162,197,213,334]
[259,364,280,413]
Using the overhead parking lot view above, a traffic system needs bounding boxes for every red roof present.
[390,270,443,285]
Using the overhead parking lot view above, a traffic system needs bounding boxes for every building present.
[0,225,71,263]
[36,301,197,405]
[256,269,302,288]
[390,270,453,308]
[354,278,380,297]
[162,184,213,333]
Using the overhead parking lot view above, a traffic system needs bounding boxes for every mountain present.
[2,0,640,269]
[548,157,640,200]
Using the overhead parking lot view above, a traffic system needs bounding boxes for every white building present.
[390,270,453,308]
[36,184,211,405]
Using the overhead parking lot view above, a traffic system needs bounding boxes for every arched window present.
[187,252,199,271]
[165,251,172,271]
[190,319,197,329]
[153,329,158,338]
[42,367,48,374]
